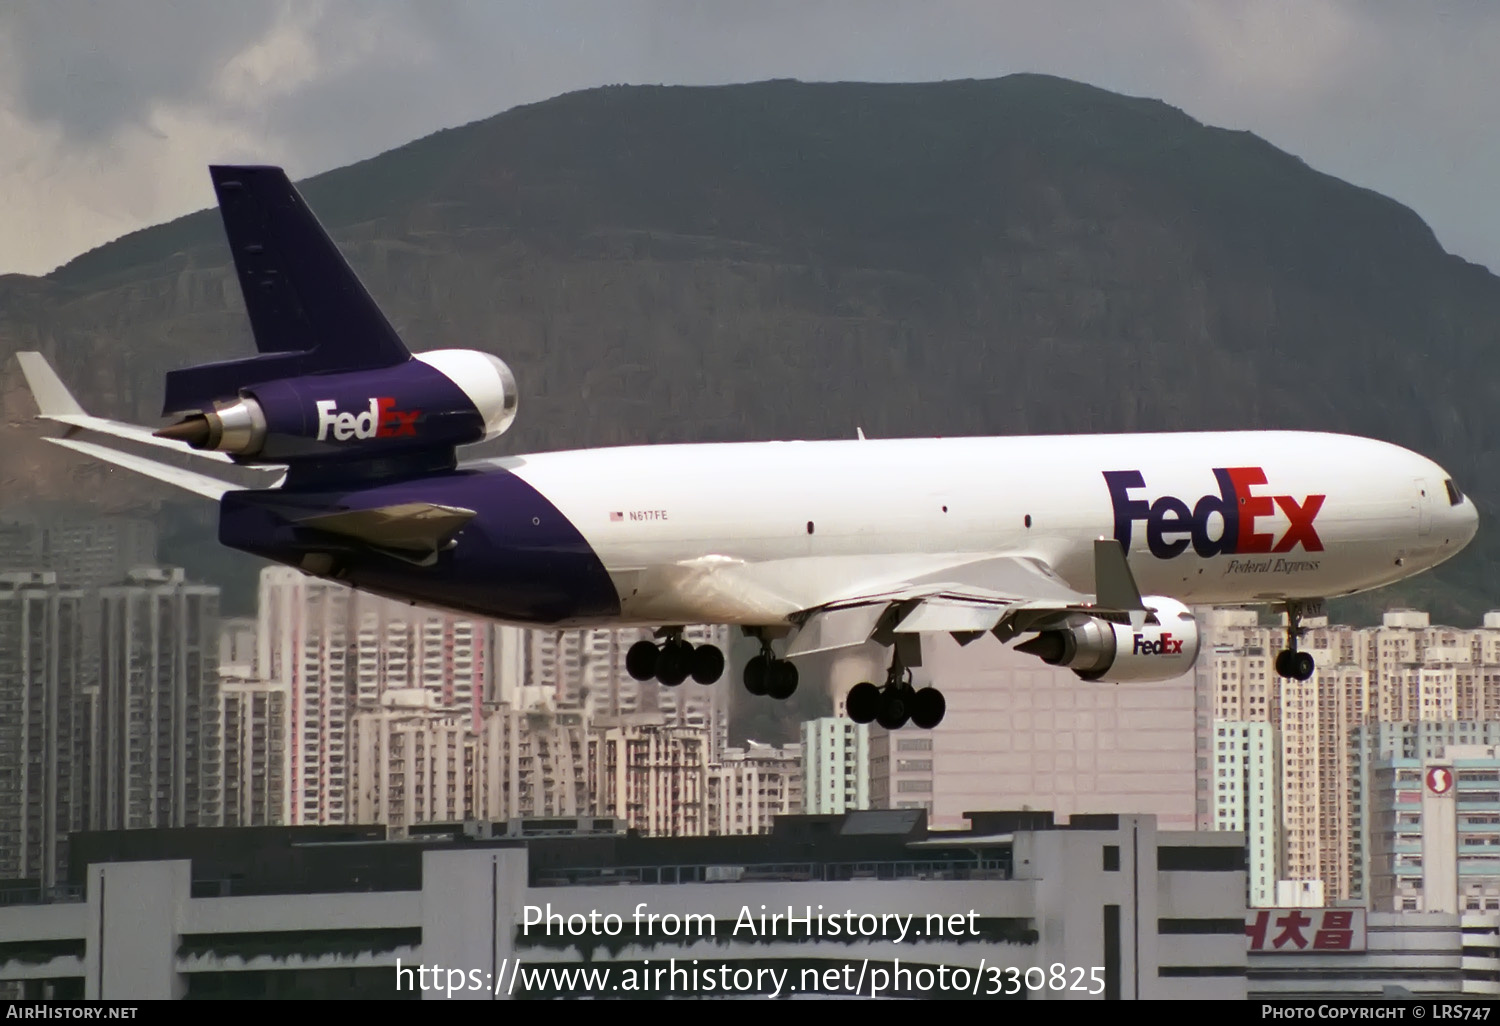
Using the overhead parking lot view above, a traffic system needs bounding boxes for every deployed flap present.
[894,599,1009,634]
[785,604,887,657]
[781,551,1152,658]
[295,503,476,554]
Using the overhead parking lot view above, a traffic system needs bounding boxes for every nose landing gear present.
[1274,600,1317,682]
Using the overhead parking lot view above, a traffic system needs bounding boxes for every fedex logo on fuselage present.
[315,398,420,441]
[1105,467,1325,560]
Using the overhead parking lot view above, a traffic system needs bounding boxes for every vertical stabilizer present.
[162,165,410,415]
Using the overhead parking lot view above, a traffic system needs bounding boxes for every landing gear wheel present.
[846,682,880,724]
[876,689,910,730]
[1278,599,1318,682]
[767,659,799,700]
[1274,649,1296,679]
[691,644,725,684]
[626,640,659,682]
[743,655,769,696]
[910,688,946,730]
[656,640,691,686]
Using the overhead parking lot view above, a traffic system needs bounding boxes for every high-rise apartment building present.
[259,566,495,826]
[1352,723,1500,908]
[800,716,869,814]
[590,723,706,836]
[1201,607,1500,905]
[1211,720,1282,906]
[0,515,158,590]
[350,708,511,831]
[496,623,729,761]
[1363,745,1500,913]
[93,567,221,830]
[511,707,592,819]
[707,740,802,835]
[217,617,285,827]
[258,567,353,825]
[0,572,84,887]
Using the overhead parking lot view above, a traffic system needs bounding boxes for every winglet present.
[857,426,866,440]
[1093,538,1146,611]
[16,352,86,419]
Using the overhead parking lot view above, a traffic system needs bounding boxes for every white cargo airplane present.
[14,166,1480,732]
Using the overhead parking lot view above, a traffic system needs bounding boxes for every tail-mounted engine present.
[156,350,518,464]
[1015,596,1200,683]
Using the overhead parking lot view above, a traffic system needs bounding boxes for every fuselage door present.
[1416,479,1432,537]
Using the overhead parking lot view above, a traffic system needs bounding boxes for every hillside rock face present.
[3,75,1497,620]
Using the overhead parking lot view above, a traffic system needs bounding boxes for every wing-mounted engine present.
[1015,596,1200,683]
[156,349,518,464]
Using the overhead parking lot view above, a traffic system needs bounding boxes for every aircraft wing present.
[784,539,1150,657]
[15,352,282,501]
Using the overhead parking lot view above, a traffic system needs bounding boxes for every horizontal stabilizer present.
[15,352,85,417]
[44,438,241,501]
[17,351,237,463]
[295,503,476,555]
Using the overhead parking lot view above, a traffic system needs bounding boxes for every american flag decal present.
[610,511,623,522]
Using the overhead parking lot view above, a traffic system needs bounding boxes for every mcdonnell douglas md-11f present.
[16,166,1479,730]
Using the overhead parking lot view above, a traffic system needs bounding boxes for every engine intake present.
[1015,597,1200,683]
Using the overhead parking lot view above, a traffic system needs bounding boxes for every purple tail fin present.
[162,165,410,416]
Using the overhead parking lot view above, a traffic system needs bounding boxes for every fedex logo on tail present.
[1105,468,1325,559]
[315,398,420,441]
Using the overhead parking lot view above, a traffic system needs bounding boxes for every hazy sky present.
[2,1,1498,276]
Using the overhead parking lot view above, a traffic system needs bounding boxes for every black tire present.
[909,687,946,730]
[691,644,725,684]
[846,682,880,724]
[657,641,690,686]
[876,690,909,730]
[626,640,659,682]
[1294,651,1315,681]
[743,655,769,696]
[767,659,799,700]
[1274,649,1295,679]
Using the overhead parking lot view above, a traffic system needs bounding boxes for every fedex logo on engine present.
[315,398,420,441]
[1133,633,1184,655]
[1105,468,1325,560]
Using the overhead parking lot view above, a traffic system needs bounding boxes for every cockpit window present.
[1446,479,1464,506]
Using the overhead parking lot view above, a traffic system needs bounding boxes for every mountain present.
[3,74,1498,625]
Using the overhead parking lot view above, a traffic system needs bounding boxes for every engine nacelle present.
[156,349,518,463]
[1015,597,1200,683]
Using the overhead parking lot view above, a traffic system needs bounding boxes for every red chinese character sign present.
[1427,766,1454,795]
[1246,909,1366,952]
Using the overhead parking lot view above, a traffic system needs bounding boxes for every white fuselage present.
[485,430,1478,627]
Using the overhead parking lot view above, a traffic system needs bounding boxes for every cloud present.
[0,0,1497,276]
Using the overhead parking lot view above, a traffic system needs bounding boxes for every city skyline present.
[11,510,1500,919]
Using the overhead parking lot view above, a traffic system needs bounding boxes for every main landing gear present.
[1275,600,1316,682]
[844,649,946,731]
[625,631,725,687]
[742,637,799,701]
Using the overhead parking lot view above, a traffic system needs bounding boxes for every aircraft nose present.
[1439,476,1479,549]
[1459,495,1480,546]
